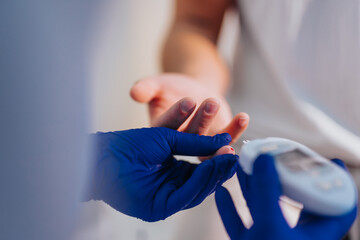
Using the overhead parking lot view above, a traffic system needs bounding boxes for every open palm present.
[130,73,249,144]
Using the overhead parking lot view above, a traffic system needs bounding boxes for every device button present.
[315,181,332,191]
[310,170,320,177]
[333,179,343,188]
[261,145,278,153]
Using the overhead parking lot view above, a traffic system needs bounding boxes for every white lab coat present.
[179,1,360,239]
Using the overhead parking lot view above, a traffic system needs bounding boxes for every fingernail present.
[239,117,249,128]
[180,99,195,113]
[229,147,235,155]
[205,101,218,114]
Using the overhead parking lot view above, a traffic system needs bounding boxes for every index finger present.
[152,97,196,129]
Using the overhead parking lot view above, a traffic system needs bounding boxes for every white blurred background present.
[73,1,239,239]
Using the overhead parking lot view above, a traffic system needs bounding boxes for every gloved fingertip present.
[216,153,239,165]
[215,187,233,209]
[215,133,232,144]
[218,154,239,180]
[167,131,234,156]
[204,154,238,181]
[253,154,277,176]
[215,186,229,200]
[331,158,348,171]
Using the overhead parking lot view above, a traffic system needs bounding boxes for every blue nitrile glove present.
[86,127,239,222]
[215,155,357,240]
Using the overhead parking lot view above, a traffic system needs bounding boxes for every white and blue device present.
[239,137,357,216]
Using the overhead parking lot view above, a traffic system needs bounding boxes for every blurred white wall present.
[89,0,175,132]
[74,1,239,240]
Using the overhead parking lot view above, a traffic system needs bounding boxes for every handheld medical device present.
[239,138,357,216]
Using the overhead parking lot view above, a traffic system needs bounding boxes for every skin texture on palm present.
[130,73,249,147]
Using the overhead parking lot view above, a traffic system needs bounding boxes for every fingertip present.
[152,98,196,129]
[129,81,144,101]
[237,112,250,129]
[183,98,220,135]
[221,113,249,144]
[204,98,220,115]
[213,145,236,156]
[179,97,196,115]
[130,77,160,103]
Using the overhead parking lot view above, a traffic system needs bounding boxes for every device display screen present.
[276,149,324,172]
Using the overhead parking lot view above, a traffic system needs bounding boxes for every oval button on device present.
[333,179,344,188]
[315,181,332,191]
[261,144,278,153]
[310,170,320,177]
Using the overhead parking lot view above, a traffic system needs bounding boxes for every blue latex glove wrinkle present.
[87,127,238,222]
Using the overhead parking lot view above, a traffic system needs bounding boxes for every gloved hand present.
[215,155,357,240]
[86,127,239,222]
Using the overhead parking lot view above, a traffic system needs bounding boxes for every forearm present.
[162,0,234,95]
[162,26,230,94]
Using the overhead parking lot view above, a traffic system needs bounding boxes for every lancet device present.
[239,138,357,216]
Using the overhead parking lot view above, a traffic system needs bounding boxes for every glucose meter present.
[239,138,357,216]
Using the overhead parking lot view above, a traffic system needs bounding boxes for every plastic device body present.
[239,138,357,216]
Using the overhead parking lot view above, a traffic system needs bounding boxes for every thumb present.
[165,154,238,216]
[158,127,232,156]
[130,77,161,103]
[247,154,284,224]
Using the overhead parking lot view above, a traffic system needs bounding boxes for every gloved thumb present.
[163,154,239,218]
[248,154,284,223]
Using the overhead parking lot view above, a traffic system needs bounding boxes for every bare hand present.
[130,73,249,145]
